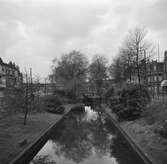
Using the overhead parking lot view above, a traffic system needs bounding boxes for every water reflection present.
[30,107,145,164]
[30,155,56,164]
[84,106,97,121]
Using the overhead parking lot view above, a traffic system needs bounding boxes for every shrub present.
[143,97,167,125]
[105,87,115,99]
[43,95,62,111]
[110,84,150,121]
[154,122,167,139]
[3,89,25,113]
[109,96,121,112]
[71,104,85,112]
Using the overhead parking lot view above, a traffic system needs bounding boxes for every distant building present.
[126,51,167,96]
[147,60,164,96]
[0,58,23,109]
[33,83,56,96]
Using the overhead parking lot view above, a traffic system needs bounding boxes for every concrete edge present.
[9,109,70,164]
[106,111,156,164]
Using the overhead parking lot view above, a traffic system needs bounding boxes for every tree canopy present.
[89,55,108,96]
[50,50,88,97]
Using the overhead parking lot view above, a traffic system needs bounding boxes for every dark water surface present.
[30,107,145,164]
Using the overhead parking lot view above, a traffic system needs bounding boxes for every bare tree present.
[119,47,134,82]
[33,75,41,109]
[110,27,153,86]
[24,69,29,125]
[125,27,151,84]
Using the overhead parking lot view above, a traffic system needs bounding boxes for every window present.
[154,76,157,81]
[159,75,162,81]
[148,77,151,82]
[154,65,156,71]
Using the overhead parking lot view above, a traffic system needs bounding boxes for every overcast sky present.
[0,0,167,80]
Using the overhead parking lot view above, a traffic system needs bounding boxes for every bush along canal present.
[24,106,150,164]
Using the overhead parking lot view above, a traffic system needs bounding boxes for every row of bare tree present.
[110,27,154,86]
[49,27,154,98]
[49,51,108,98]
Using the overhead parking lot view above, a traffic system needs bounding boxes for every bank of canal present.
[29,107,147,164]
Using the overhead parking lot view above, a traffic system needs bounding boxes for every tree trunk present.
[136,47,141,85]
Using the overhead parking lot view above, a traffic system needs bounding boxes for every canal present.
[29,106,145,164]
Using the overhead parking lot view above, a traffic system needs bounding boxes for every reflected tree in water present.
[31,112,145,164]
[50,113,92,163]
[89,113,112,157]
[31,155,56,164]
[50,112,113,163]
[110,132,145,164]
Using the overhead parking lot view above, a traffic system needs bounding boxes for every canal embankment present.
[30,105,147,164]
[0,104,72,164]
[104,101,167,164]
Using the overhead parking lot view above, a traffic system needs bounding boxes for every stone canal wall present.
[105,107,155,164]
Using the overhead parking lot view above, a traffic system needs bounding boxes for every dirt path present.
[0,105,72,164]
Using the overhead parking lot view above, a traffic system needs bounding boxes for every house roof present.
[0,57,20,70]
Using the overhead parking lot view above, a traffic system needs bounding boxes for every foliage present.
[71,104,85,112]
[89,55,108,96]
[109,57,126,85]
[141,97,167,139]
[104,87,114,98]
[155,121,167,139]
[49,111,113,163]
[144,98,167,122]
[43,95,62,111]
[50,50,88,98]
[3,89,25,113]
[32,155,56,164]
[110,84,150,121]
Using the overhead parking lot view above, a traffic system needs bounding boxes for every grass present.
[0,104,72,164]
[119,97,167,164]
[143,97,167,125]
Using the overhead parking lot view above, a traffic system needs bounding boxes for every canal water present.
[30,106,145,164]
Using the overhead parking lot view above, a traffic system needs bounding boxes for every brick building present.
[127,51,167,96]
[0,58,23,109]
[146,61,164,96]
